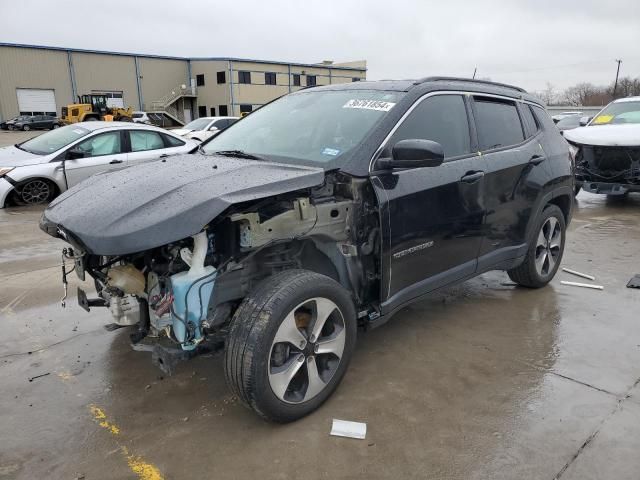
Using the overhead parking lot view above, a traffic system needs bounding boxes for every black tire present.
[224,269,357,422]
[22,125,30,131]
[13,178,56,205]
[52,124,60,129]
[507,204,566,288]
[574,184,581,196]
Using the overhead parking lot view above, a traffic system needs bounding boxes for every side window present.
[473,97,525,151]
[531,105,558,131]
[75,132,122,157]
[520,104,539,138]
[162,134,185,147]
[130,130,165,152]
[211,119,228,130]
[388,94,471,159]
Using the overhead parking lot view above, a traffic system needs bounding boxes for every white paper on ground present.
[330,419,367,439]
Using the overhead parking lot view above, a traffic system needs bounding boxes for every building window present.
[265,72,276,85]
[306,75,317,86]
[238,71,251,84]
[210,107,216,116]
[352,77,361,82]
[196,74,205,87]
[217,71,226,84]
[240,104,253,114]
[219,105,229,116]
[198,105,207,117]
[292,74,301,86]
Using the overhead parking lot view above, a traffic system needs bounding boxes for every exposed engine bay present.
[575,145,640,188]
[59,173,381,366]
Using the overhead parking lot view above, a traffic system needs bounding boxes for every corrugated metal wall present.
[0,46,73,120]
[138,57,190,110]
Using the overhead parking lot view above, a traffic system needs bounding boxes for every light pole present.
[613,59,622,97]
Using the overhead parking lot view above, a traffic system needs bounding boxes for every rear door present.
[471,96,550,269]
[126,129,187,167]
[63,130,128,187]
[371,93,488,310]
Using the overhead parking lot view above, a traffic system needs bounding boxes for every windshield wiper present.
[211,150,266,161]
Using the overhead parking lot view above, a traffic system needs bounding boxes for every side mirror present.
[66,148,85,160]
[579,116,592,127]
[377,139,444,170]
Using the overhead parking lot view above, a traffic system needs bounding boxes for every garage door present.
[16,88,57,115]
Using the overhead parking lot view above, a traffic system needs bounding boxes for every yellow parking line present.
[89,404,164,480]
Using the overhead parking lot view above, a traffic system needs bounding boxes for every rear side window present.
[474,98,524,151]
[520,104,540,137]
[531,105,558,131]
[388,94,471,159]
[162,134,185,147]
[75,131,123,157]
[130,130,165,152]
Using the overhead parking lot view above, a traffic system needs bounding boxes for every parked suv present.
[41,78,573,422]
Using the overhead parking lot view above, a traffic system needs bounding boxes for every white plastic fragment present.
[560,281,603,290]
[330,419,367,439]
[562,268,596,281]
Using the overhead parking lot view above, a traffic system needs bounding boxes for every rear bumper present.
[579,180,640,196]
[0,177,15,207]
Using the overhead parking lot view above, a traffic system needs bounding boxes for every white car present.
[132,111,152,124]
[564,96,640,196]
[0,122,198,207]
[173,116,239,142]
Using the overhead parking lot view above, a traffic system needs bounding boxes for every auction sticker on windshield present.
[343,99,396,112]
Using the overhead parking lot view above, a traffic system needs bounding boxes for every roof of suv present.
[307,76,542,105]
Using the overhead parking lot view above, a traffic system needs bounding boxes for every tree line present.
[533,77,640,106]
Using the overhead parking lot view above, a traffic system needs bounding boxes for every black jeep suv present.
[41,77,574,422]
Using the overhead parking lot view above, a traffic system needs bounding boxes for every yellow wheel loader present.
[61,94,133,124]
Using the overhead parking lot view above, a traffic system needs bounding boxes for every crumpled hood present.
[564,124,640,147]
[41,155,325,255]
[0,145,48,167]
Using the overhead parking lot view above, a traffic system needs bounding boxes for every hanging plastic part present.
[170,231,216,350]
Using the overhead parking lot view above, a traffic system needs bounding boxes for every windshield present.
[18,125,90,155]
[591,101,640,125]
[183,118,212,131]
[202,89,402,167]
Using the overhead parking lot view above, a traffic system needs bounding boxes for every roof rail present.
[414,76,527,93]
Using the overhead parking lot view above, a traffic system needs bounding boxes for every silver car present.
[0,122,198,207]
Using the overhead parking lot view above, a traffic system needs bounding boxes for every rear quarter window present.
[473,97,525,151]
[163,133,186,147]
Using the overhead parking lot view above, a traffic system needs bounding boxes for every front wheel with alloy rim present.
[224,269,357,422]
[507,204,566,288]
[16,179,55,205]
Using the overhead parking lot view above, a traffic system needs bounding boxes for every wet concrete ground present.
[1,130,640,479]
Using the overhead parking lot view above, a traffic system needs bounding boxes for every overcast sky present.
[1,0,639,94]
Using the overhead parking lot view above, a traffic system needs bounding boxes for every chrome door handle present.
[109,159,123,164]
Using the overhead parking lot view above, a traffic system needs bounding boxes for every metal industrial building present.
[0,43,367,123]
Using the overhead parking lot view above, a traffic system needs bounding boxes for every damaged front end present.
[574,144,640,195]
[43,168,381,373]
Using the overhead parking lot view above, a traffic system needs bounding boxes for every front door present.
[63,130,127,187]
[371,93,487,312]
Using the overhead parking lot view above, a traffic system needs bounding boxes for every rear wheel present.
[22,125,30,131]
[507,204,566,288]
[224,269,357,422]
[51,124,60,129]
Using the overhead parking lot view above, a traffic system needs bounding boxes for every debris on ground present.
[28,372,50,382]
[330,419,367,439]
[562,267,596,281]
[627,274,640,289]
[560,281,604,290]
